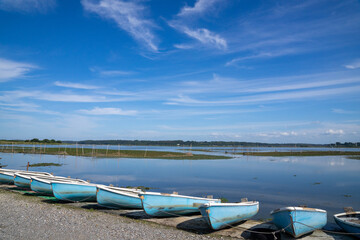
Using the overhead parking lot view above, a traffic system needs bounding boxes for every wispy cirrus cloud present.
[54,81,100,90]
[0,0,56,13]
[345,59,360,69]
[225,48,299,66]
[182,27,227,50]
[226,0,360,65]
[89,67,135,77]
[177,0,222,17]
[81,0,158,51]
[169,0,227,50]
[332,108,356,114]
[79,107,137,115]
[0,58,38,82]
[166,85,360,106]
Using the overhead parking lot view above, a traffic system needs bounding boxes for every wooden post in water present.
[82,145,84,155]
[12,142,14,153]
[144,147,148,158]
[118,144,120,158]
[106,145,109,157]
[76,142,78,156]
[26,162,29,171]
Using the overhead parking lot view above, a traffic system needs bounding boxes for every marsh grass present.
[0,146,230,160]
[29,163,63,167]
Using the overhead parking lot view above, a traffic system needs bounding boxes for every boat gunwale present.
[270,206,327,215]
[97,185,143,197]
[31,176,87,184]
[0,171,14,177]
[140,192,221,201]
[50,180,101,187]
[334,212,360,228]
[14,172,53,180]
[200,201,259,208]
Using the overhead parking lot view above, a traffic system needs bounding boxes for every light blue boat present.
[14,172,53,189]
[96,185,143,209]
[0,169,19,184]
[271,206,327,238]
[51,181,100,202]
[140,192,221,217]
[334,211,360,238]
[30,176,87,196]
[199,200,259,230]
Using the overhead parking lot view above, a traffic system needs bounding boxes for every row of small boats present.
[0,168,359,238]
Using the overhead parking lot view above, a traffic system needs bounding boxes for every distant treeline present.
[0,138,62,144]
[62,140,360,148]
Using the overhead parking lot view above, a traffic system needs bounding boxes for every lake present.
[0,147,359,222]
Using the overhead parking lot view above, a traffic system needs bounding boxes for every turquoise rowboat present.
[0,169,21,184]
[14,172,53,189]
[30,176,87,196]
[199,201,259,230]
[334,211,360,238]
[271,206,327,238]
[139,192,221,217]
[0,169,40,184]
[51,181,101,202]
[96,186,143,209]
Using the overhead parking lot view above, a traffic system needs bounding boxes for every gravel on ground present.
[0,188,226,240]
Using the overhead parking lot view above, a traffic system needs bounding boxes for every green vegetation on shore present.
[29,163,63,167]
[0,139,62,144]
[238,151,360,157]
[0,146,230,160]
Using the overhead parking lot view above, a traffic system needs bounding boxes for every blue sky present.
[0,0,360,143]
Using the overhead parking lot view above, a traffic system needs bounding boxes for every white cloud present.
[169,0,227,50]
[166,85,360,106]
[173,43,194,49]
[89,67,135,77]
[82,0,158,51]
[325,129,344,135]
[182,27,227,50]
[54,81,100,90]
[226,48,299,66]
[0,0,56,13]
[79,107,137,116]
[178,0,222,17]
[332,108,356,114]
[345,59,360,69]
[0,58,37,82]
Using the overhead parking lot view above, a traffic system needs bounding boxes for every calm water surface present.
[1,150,359,222]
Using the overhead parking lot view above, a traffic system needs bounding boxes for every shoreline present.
[0,185,352,240]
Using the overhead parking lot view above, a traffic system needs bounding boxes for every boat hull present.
[52,182,97,202]
[199,202,259,230]
[271,207,327,238]
[140,193,221,217]
[96,187,142,209]
[14,174,32,189]
[0,172,15,184]
[30,178,53,195]
[334,212,360,238]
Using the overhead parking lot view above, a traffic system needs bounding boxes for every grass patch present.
[29,163,63,167]
[347,156,360,160]
[0,147,230,160]
[238,151,360,157]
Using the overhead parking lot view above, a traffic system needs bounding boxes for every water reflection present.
[0,151,359,222]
